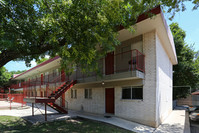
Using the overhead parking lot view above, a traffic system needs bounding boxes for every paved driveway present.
[190,120,199,133]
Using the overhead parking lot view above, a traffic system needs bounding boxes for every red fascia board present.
[119,5,161,30]
[13,56,60,79]
[136,5,161,23]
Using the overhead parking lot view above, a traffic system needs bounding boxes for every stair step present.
[47,103,68,114]
[49,80,76,101]
[49,96,55,98]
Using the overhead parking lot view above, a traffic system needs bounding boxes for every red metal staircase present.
[47,80,77,114]
[47,102,68,113]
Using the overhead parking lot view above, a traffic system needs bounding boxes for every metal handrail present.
[10,49,145,98]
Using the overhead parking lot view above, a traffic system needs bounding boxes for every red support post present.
[131,50,133,71]
[47,74,49,97]
[35,77,37,98]
[29,79,30,97]
[136,50,138,70]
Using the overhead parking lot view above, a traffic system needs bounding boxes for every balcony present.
[10,49,145,92]
[69,49,145,83]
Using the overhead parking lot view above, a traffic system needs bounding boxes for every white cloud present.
[30,60,37,67]
[45,55,50,59]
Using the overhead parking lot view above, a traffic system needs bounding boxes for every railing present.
[21,73,65,98]
[8,94,26,105]
[71,49,145,80]
[9,49,145,98]
[0,93,8,100]
[0,93,26,105]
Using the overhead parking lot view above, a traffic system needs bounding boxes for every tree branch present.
[0,38,66,68]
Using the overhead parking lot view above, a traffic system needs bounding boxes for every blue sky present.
[165,2,199,51]
[4,60,36,72]
[4,2,199,72]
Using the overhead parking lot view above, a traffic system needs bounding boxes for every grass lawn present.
[0,116,132,133]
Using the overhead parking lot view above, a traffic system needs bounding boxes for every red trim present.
[119,5,161,30]
[13,56,60,79]
[136,5,161,23]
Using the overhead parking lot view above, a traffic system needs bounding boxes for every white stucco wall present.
[64,31,158,127]
[156,33,173,126]
[44,30,173,128]
[65,87,105,114]
[115,30,157,127]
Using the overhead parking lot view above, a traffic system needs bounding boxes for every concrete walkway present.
[0,101,189,133]
[153,110,189,133]
[73,110,155,133]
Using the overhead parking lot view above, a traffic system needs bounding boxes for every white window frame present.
[122,86,143,100]
[71,89,77,99]
[85,88,92,99]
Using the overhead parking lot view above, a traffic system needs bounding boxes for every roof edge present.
[159,9,178,65]
[119,5,161,30]
[13,56,60,79]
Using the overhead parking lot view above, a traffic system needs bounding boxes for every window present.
[56,69,59,76]
[85,89,92,99]
[53,69,56,77]
[45,72,49,76]
[18,81,21,87]
[122,86,143,100]
[71,89,77,99]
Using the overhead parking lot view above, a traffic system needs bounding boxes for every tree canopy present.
[9,70,26,75]
[170,23,199,99]
[36,57,49,65]
[0,67,11,87]
[0,0,199,72]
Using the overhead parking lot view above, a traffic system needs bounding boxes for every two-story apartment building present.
[11,6,177,128]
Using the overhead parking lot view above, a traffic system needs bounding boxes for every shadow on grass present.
[0,115,32,133]
[0,116,131,133]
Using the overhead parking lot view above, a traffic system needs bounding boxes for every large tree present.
[0,0,199,72]
[170,23,199,99]
[0,67,11,87]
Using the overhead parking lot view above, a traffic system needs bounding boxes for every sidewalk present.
[154,110,190,133]
[0,101,190,133]
[0,101,23,110]
[73,110,155,133]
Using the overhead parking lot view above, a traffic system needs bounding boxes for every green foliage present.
[0,0,198,72]
[170,23,199,99]
[9,70,26,75]
[9,70,26,80]
[36,57,48,65]
[0,67,11,87]
[0,69,26,87]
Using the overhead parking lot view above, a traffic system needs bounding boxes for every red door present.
[40,91,43,97]
[105,52,114,75]
[61,70,66,82]
[105,88,114,114]
[41,74,43,85]
[62,93,65,107]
